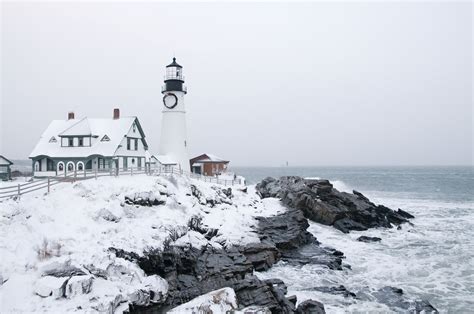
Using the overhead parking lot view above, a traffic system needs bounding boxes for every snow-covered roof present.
[152,155,178,165]
[191,153,229,164]
[0,155,13,166]
[29,117,148,158]
[59,118,92,136]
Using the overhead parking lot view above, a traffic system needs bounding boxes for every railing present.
[0,166,243,201]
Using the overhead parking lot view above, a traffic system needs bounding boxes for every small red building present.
[190,154,229,176]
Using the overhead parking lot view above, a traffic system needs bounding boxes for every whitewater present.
[237,166,473,313]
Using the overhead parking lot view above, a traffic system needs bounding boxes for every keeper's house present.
[0,155,13,181]
[29,109,149,177]
[190,154,229,176]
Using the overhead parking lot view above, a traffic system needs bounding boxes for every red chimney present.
[113,108,120,120]
[68,112,75,120]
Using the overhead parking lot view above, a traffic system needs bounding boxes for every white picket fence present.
[0,167,243,200]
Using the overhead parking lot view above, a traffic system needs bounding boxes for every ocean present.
[233,166,473,313]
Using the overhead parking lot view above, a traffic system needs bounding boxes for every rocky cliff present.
[256,176,414,233]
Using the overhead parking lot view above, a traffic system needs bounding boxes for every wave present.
[304,177,353,193]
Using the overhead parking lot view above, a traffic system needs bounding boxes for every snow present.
[0,173,284,312]
[29,116,143,158]
[168,287,238,313]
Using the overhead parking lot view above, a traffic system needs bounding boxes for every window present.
[127,138,131,150]
[123,157,128,170]
[68,138,74,147]
[67,163,74,171]
[58,163,64,171]
[133,123,136,133]
[77,163,84,171]
[101,135,110,142]
[49,136,57,143]
[78,137,84,147]
[132,158,135,164]
[134,139,138,151]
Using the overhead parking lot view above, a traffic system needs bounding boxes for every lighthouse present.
[159,58,190,171]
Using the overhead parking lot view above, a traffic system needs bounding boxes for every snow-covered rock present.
[34,276,69,298]
[96,208,121,223]
[0,174,281,312]
[168,287,238,313]
[65,275,94,298]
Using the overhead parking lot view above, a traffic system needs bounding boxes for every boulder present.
[34,276,69,298]
[368,286,439,313]
[97,208,121,223]
[357,236,382,243]
[168,287,237,313]
[256,176,414,233]
[65,275,94,298]
[308,285,356,298]
[296,299,326,314]
[92,294,124,313]
[124,192,165,206]
[41,260,86,277]
[242,242,280,271]
[128,289,151,307]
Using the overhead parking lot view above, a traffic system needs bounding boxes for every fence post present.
[131,168,133,176]
[48,178,50,193]
[95,169,97,180]
[17,184,20,198]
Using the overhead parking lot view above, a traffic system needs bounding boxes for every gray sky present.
[1,1,472,166]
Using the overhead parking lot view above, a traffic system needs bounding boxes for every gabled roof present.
[151,155,177,165]
[190,153,229,164]
[29,116,148,159]
[0,155,13,165]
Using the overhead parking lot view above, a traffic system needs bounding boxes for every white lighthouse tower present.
[159,58,190,171]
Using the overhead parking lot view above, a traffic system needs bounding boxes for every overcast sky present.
[1,1,472,166]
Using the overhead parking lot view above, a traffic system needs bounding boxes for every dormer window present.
[101,135,110,142]
[49,136,57,143]
[132,123,136,133]
[68,138,73,147]
[78,137,84,147]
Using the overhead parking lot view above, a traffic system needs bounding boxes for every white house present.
[29,109,149,177]
[0,155,13,181]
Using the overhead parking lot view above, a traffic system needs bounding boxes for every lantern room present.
[162,57,187,94]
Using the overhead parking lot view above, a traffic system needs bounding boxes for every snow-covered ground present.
[0,174,285,312]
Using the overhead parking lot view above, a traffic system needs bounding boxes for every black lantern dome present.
[166,57,182,68]
[162,57,187,94]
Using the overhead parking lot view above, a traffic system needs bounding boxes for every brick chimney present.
[113,108,120,120]
[68,112,75,120]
